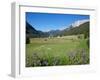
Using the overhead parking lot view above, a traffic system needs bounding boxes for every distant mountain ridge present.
[26,20,89,38]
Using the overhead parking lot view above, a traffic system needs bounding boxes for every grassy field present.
[26,35,89,67]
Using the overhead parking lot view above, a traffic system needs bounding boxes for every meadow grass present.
[26,35,89,67]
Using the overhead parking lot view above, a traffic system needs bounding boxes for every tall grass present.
[26,36,89,67]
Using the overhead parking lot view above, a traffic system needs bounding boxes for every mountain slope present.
[26,22,49,38]
[26,21,40,38]
[60,22,89,36]
[72,19,89,27]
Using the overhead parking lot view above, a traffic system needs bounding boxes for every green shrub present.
[26,37,30,44]
[87,39,89,48]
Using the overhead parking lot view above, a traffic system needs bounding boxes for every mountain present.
[60,22,89,37]
[72,19,89,27]
[26,22,49,38]
[47,30,61,37]
[26,20,89,38]
[26,21,40,38]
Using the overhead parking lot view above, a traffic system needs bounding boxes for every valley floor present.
[26,35,89,67]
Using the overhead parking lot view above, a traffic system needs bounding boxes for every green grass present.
[26,35,89,67]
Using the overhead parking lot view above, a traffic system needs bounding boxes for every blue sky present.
[26,12,89,32]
